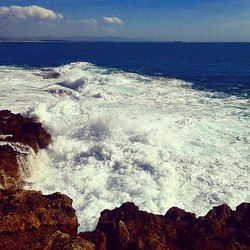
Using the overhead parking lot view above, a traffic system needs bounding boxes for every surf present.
[0,62,249,231]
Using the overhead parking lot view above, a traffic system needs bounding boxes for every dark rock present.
[20,122,51,149]
[0,110,12,120]
[0,144,20,189]
[47,88,73,97]
[0,110,51,152]
[43,71,61,79]
[96,202,168,250]
[92,93,102,98]
[47,230,95,250]
[94,202,250,250]
[78,230,107,250]
[34,71,60,79]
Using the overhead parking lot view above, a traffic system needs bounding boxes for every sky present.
[0,0,250,41]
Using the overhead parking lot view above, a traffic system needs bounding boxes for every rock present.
[0,110,249,250]
[96,202,168,250]
[46,230,95,250]
[0,189,79,250]
[0,144,20,189]
[0,110,51,152]
[34,71,60,79]
[94,202,250,250]
[78,230,107,250]
[63,237,95,250]
[47,88,73,97]
[0,110,51,189]
[0,110,12,120]
[20,122,51,149]
[43,71,61,79]
[92,93,102,98]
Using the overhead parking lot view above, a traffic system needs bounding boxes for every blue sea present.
[0,42,249,231]
[0,42,250,96]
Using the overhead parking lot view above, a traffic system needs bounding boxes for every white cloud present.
[0,5,63,20]
[103,16,123,25]
[79,18,98,26]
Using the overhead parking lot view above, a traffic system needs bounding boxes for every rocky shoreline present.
[0,110,249,250]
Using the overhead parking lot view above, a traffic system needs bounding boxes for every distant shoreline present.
[1,39,250,43]
[0,40,69,43]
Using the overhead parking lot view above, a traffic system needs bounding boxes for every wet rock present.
[92,93,102,98]
[0,144,21,189]
[0,110,51,152]
[43,71,61,79]
[20,122,51,149]
[0,110,51,189]
[94,202,250,250]
[0,189,79,250]
[34,71,61,79]
[47,88,73,97]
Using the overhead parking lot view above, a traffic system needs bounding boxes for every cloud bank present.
[103,16,123,25]
[0,5,63,20]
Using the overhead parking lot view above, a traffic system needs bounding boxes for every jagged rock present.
[0,189,80,250]
[94,202,250,250]
[1,192,248,250]
[0,110,51,189]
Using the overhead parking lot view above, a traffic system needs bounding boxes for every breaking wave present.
[0,62,249,231]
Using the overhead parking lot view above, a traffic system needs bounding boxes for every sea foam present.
[0,62,249,231]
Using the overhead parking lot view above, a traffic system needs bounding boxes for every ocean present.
[0,42,249,231]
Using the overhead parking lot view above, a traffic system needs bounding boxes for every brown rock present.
[0,189,79,250]
[0,110,51,152]
[45,230,95,250]
[96,202,168,250]
[94,202,250,250]
[78,230,107,250]
[0,144,20,189]
[0,110,51,189]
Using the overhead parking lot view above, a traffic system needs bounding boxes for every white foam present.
[0,62,249,231]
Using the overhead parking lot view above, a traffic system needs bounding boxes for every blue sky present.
[0,0,250,41]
